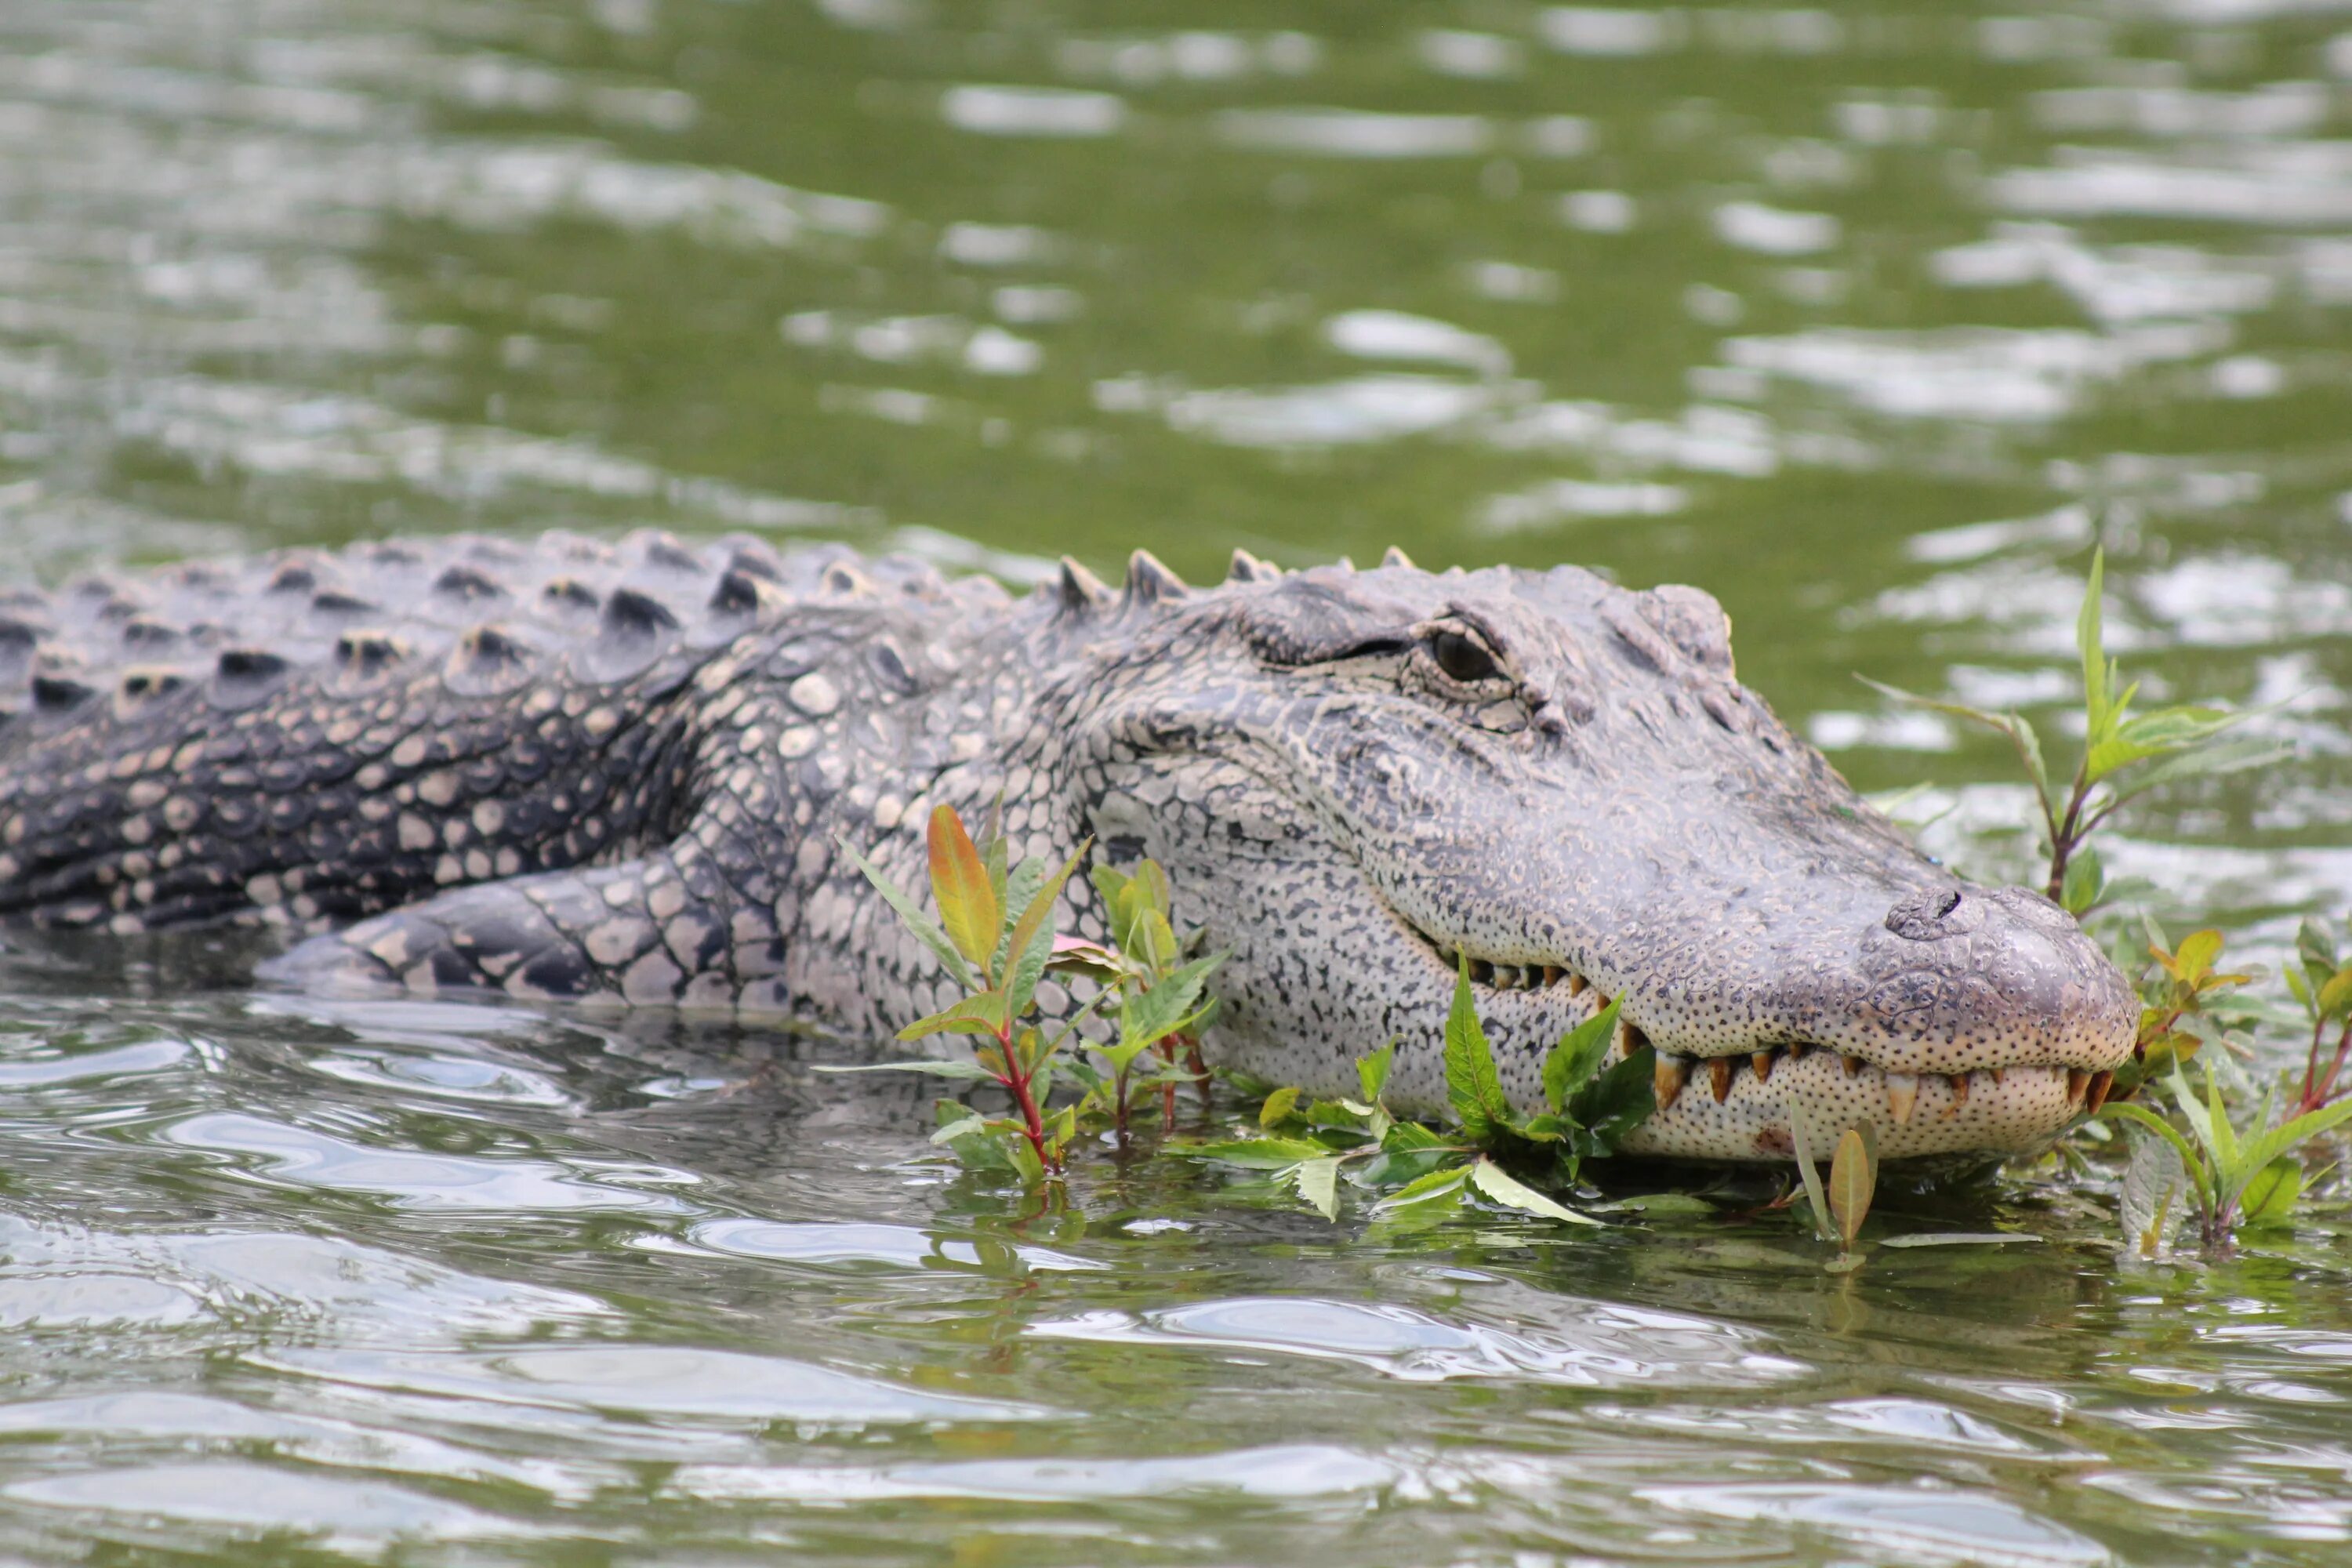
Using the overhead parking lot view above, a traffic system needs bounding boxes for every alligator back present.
[0,528,990,932]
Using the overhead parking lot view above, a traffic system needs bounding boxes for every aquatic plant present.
[1871,549,2350,1253]
[1184,960,1653,1225]
[2101,1064,2352,1256]
[830,804,1219,1181]
[1865,547,2285,916]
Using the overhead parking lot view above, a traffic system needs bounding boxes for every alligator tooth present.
[1886,1072,1920,1126]
[1842,1054,1864,1077]
[2085,1069,2114,1116]
[1947,1072,1969,1110]
[1490,964,1518,989]
[2066,1069,2089,1106]
[1542,965,1564,988]
[1987,1067,2004,1086]
[1751,1051,1775,1083]
[1568,975,1589,997]
[1653,1053,1690,1112]
[1708,1057,1733,1104]
[1786,1042,1806,1062]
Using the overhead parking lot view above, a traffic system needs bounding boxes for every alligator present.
[0,528,2136,1162]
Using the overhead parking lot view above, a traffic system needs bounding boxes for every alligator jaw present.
[1417,929,2132,1163]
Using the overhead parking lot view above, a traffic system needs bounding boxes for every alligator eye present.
[1429,629,1501,684]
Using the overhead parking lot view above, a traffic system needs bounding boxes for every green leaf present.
[1381,1120,1449,1152]
[815,1058,1000,1081]
[1132,859,1173,917]
[2060,844,2104,917]
[931,1117,1019,1174]
[896,990,1010,1041]
[1118,953,1225,1053]
[839,836,976,993]
[2318,967,2352,1023]
[1788,1112,1836,1244]
[1004,1133,1046,1187]
[2100,1101,2211,1211]
[1001,842,1091,1019]
[2115,705,2236,748]
[1542,996,1622,1114]
[1357,1040,1397,1105]
[1183,1138,1333,1169]
[2285,965,2315,1015]
[1468,1157,1601,1225]
[2239,1157,2301,1229]
[2298,917,2339,985]
[1293,1156,1342,1221]
[2200,1062,2239,1172]
[926,807,1001,974]
[1260,1085,1302,1128]
[2223,1097,2352,1210]
[2172,929,2224,985]
[1599,1192,1718,1217]
[1566,1044,1657,1151]
[1443,961,1512,1142]
[1854,677,2010,736]
[1828,1127,1875,1250]
[1087,863,1131,917]
[2078,547,2110,742]
[1375,1163,1472,1209]
[2012,711,2053,812]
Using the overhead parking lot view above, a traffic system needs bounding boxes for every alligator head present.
[1051,550,2136,1162]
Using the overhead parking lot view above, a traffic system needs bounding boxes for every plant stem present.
[996,1023,1055,1174]
[2303,1021,2352,1114]
[2043,771,2094,903]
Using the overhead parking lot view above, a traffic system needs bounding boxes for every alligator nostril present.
[1883,887,1978,942]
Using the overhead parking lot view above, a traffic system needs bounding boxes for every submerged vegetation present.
[846,553,2345,1261]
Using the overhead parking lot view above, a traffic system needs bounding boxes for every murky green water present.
[4,1,2352,1562]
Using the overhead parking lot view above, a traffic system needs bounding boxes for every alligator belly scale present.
[0,529,2137,1161]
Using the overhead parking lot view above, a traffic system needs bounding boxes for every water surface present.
[2,2,2350,1563]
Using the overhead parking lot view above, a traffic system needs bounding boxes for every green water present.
[4,1,2352,1562]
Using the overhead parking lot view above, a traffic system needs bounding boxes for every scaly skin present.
[0,529,2136,1161]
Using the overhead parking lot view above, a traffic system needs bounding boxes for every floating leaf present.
[1259,1086,1301,1128]
[1468,1157,1600,1225]
[1182,1138,1332,1169]
[1381,1120,1448,1152]
[1358,1040,1397,1105]
[1376,1163,1472,1209]
[1293,1156,1341,1221]
[927,806,1001,973]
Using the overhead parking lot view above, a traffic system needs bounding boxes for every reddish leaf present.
[927,806,1001,974]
